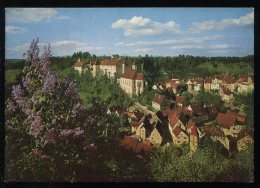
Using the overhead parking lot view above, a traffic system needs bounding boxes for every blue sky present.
[5,8,254,58]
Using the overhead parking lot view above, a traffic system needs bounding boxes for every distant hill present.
[5,59,25,70]
[197,62,253,75]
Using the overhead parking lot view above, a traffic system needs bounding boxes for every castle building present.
[119,69,145,97]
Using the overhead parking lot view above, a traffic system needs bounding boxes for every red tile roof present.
[221,86,232,95]
[121,69,144,80]
[190,123,198,137]
[187,119,196,129]
[163,108,177,118]
[169,114,179,128]
[200,125,224,137]
[176,96,185,105]
[206,105,218,116]
[122,136,138,150]
[172,126,183,137]
[216,112,236,129]
[172,82,179,89]
[190,105,207,116]
[136,73,144,80]
[237,127,252,140]
[153,94,166,105]
[133,111,145,121]
[91,60,99,65]
[223,75,236,84]
[100,59,120,66]
[108,106,127,115]
[131,121,142,128]
[204,78,212,84]
[226,111,246,123]
[135,141,152,153]
[74,61,85,67]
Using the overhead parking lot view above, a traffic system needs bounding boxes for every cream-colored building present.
[91,58,135,78]
[73,59,87,74]
[119,69,145,97]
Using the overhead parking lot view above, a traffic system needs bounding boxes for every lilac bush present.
[5,39,98,181]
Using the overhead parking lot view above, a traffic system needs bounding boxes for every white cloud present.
[7,40,110,57]
[170,43,234,52]
[134,48,152,53]
[188,11,254,34]
[170,45,203,50]
[116,35,221,47]
[5,25,26,33]
[210,44,231,49]
[6,8,69,23]
[112,16,180,36]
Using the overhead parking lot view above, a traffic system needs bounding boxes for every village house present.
[148,121,164,146]
[91,57,135,78]
[205,105,219,120]
[200,124,225,142]
[216,112,243,137]
[189,120,199,153]
[168,113,186,132]
[119,69,145,97]
[204,77,212,91]
[121,135,152,154]
[106,106,127,116]
[186,79,203,93]
[237,75,254,94]
[152,94,168,111]
[223,75,236,92]
[210,77,220,91]
[219,86,233,103]
[236,127,253,151]
[176,95,185,107]
[171,126,189,147]
[73,58,87,74]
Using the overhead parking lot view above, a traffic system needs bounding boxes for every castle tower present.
[122,58,126,74]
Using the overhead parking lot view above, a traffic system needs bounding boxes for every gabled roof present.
[223,75,236,84]
[216,112,236,129]
[204,77,212,84]
[74,61,85,67]
[169,114,179,128]
[131,121,142,128]
[172,126,183,137]
[91,60,99,65]
[162,108,177,118]
[100,59,120,66]
[135,141,152,153]
[206,105,218,116]
[121,136,138,150]
[237,127,252,140]
[226,111,246,123]
[121,69,144,80]
[153,94,166,105]
[136,73,144,80]
[133,111,145,122]
[108,106,127,115]
[172,82,179,89]
[221,86,232,95]
[190,104,207,116]
[176,95,185,105]
[182,107,193,116]
[187,119,196,129]
[200,124,224,137]
[190,123,198,137]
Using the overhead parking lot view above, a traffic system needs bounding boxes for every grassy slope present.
[197,62,253,75]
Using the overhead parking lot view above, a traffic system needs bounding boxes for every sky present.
[5,8,254,59]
